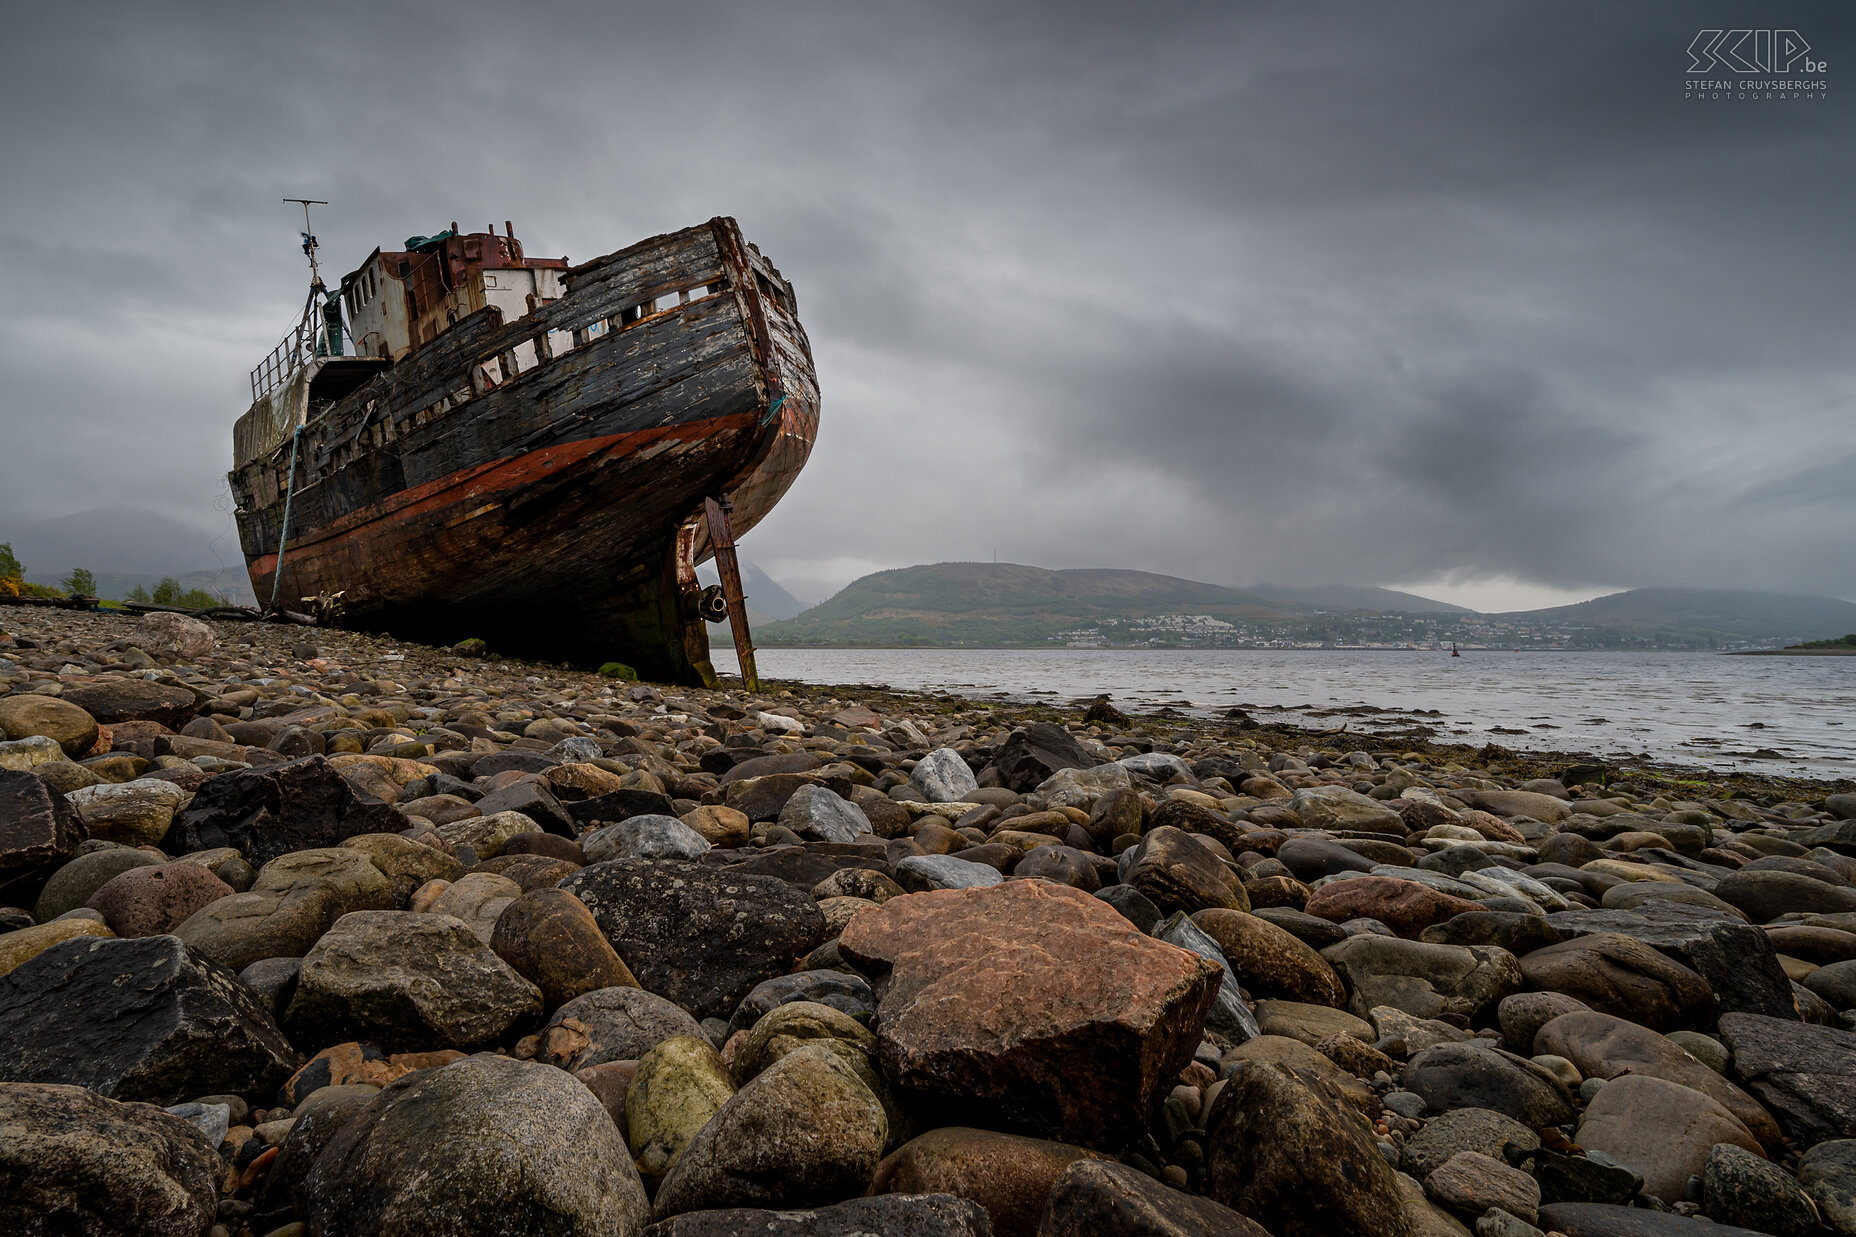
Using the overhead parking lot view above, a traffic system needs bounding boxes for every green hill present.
[757,562,1284,646]
[754,565,1856,650]
[1492,588,1856,649]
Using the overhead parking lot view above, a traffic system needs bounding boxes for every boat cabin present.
[233,222,569,469]
[340,222,570,361]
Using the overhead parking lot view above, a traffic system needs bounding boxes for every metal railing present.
[250,295,350,402]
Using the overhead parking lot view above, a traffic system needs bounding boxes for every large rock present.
[1402,1042,1575,1130]
[1425,1151,1541,1227]
[1192,908,1347,1006]
[779,785,873,843]
[1533,1011,1779,1148]
[34,846,161,921]
[1701,1142,1820,1237]
[1306,875,1486,938]
[253,1081,383,1217]
[167,755,404,866]
[653,1045,887,1218]
[643,1195,994,1237]
[250,846,395,910]
[626,1036,735,1179]
[133,612,214,659]
[560,859,827,1021]
[1575,1074,1763,1202]
[171,880,344,971]
[1550,902,1796,1020]
[895,854,1004,892]
[1036,1158,1271,1237]
[995,724,1093,794]
[0,934,298,1105]
[1206,1058,1414,1237]
[1716,868,1856,922]
[490,887,637,1010]
[1292,784,1406,834]
[839,879,1219,1148]
[730,1001,879,1088]
[1451,789,1572,823]
[0,1081,219,1237]
[425,871,522,944]
[85,862,232,938]
[1400,1107,1540,1179]
[284,910,542,1052]
[57,676,198,729]
[471,780,575,836]
[340,831,464,903]
[1122,825,1249,914]
[435,809,542,859]
[1322,935,1523,1022]
[869,1126,1111,1237]
[1798,1140,1856,1237]
[537,986,706,1071]
[583,815,712,863]
[64,779,185,848]
[0,694,99,758]
[910,748,982,803]
[1518,933,1715,1032]
[1718,1011,1856,1144]
[304,1053,650,1236]
[0,768,84,891]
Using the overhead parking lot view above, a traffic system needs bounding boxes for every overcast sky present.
[1,1,1850,609]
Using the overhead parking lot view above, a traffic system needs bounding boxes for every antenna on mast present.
[284,198,329,289]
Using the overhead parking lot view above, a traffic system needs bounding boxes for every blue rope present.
[759,391,786,426]
[269,426,304,610]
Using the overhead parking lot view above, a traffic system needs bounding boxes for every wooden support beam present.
[703,495,759,692]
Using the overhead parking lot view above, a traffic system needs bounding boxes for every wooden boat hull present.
[228,218,818,683]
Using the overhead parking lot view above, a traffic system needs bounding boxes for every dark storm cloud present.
[0,1,1850,604]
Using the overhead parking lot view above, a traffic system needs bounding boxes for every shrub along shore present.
[2,606,1856,1237]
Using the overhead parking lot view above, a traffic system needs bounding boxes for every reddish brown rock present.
[869,1126,1111,1237]
[575,1060,638,1127]
[1303,876,1487,939]
[1193,907,1347,1007]
[1518,933,1716,1033]
[85,862,233,938]
[489,887,638,1010]
[838,879,1220,1149]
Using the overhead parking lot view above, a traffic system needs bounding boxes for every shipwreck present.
[227,210,818,687]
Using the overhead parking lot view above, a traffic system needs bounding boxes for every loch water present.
[711,647,1856,779]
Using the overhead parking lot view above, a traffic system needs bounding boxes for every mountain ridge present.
[755,562,1856,650]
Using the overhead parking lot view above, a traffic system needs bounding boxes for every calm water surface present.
[710,648,1856,779]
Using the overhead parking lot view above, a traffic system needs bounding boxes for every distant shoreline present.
[1729,647,1856,656]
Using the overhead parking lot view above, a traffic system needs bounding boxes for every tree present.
[61,567,96,597]
[151,577,182,605]
[127,584,151,604]
[0,542,19,597]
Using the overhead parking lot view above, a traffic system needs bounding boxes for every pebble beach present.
[4,605,1856,1237]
